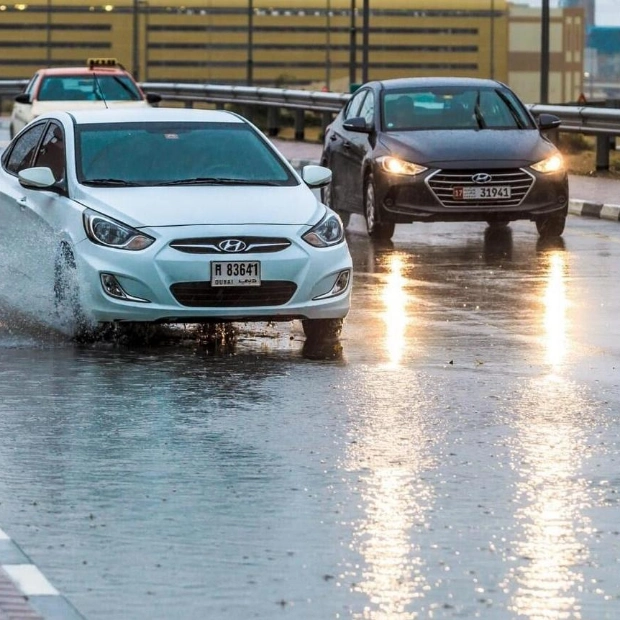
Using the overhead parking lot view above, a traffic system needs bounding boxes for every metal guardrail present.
[1,79,619,168]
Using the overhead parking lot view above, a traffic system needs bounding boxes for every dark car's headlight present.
[377,156,427,176]
[83,209,154,250]
[530,154,564,174]
[302,212,344,248]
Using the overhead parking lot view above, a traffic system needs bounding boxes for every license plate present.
[211,261,261,287]
[453,185,512,200]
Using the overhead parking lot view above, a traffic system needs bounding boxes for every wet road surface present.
[1,215,620,619]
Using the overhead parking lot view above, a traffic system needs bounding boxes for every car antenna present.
[91,70,109,110]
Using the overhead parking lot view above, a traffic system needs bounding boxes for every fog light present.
[100,273,150,302]
[314,269,351,300]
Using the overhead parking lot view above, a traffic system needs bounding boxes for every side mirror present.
[15,93,31,104]
[343,116,372,133]
[146,92,162,105]
[18,167,57,189]
[302,164,332,189]
[537,113,562,131]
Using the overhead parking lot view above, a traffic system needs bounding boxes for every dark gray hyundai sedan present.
[321,77,568,242]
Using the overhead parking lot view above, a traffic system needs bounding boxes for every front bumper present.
[376,167,569,223]
[74,223,352,324]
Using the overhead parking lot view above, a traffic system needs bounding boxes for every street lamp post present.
[132,0,139,79]
[361,0,369,83]
[490,0,495,79]
[540,0,550,103]
[349,0,356,86]
[247,0,254,86]
[325,0,331,90]
[46,0,52,66]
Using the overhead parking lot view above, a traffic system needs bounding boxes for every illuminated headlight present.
[530,154,564,174]
[378,156,427,176]
[83,209,154,250]
[302,212,344,248]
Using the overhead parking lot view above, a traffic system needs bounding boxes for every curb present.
[290,158,620,225]
[0,527,85,620]
[568,198,620,222]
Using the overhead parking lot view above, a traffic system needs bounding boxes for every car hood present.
[71,184,325,228]
[378,129,556,168]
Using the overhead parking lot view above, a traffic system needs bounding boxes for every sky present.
[528,0,620,27]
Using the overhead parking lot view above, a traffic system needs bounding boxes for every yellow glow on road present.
[542,251,568,369]
[381,254,409,367]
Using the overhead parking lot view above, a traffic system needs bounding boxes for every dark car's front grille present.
[427,168,535,207]
[169,237,291,254]
[170,281,297,307]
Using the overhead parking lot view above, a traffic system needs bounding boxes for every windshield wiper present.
[155,177,281,186]
[495,89,526,128]
[473,91,487,130]
[82,178,143,187]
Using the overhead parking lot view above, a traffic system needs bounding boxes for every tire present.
[53,244,93,341]
[301,318,344,341]
[536,214,566,239]
[364,174,395,241]
[486,220,509,230]
[321,174,350,227]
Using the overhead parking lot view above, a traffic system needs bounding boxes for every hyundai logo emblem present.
[218,239,247,253]
[472,173,492,184]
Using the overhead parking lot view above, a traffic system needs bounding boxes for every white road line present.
[0,527,9,540]
[2,563,60,596]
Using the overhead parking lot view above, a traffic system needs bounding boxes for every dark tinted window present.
[38,75,142,102]
[5,123,46,174]
[76,121,298,186]
[382,86,535,131]
[34,122,66,184]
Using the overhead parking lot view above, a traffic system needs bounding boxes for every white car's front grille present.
[170,236,291,254]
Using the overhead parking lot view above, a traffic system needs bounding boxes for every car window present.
[382,87,536,131]
[33,122,66,183]
[4,123,46,175]
[76,122,298,186]
[358,91,375,125]
[344,90,368,121]
[38,75,142,102]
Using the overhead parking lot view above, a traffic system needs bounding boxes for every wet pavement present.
[1,130,620,618]
[2,213,620,618]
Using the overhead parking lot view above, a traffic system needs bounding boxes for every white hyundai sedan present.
[0,108,352,341]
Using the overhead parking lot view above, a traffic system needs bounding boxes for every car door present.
[0,121,67,314]
[341,89,375,211]
[325,88,368,211]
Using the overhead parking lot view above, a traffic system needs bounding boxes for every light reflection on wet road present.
[1,217,620,619]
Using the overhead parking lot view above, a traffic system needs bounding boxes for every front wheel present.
[54,244,94,341]
[302,318,344,341]
[321,175,350,227]
[536,214,566,239]
[365,174,395,241]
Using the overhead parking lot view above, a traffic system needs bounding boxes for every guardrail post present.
[184,100,193,109]
[267,107,280,136]
[294,109,305,141]
[596,134,611,171]
[321,111,332,140]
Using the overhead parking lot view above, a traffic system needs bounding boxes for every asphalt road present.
[2,210,620,619]
[1,122,620,618]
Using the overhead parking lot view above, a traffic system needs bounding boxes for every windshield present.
[75,122,298,187]
[382,86,535,131]
[38,74,143,102]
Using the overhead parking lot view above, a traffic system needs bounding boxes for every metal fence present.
[2,79,620,169]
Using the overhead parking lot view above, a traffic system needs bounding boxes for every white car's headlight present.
[378,156,427,176]
[530,154,564,174]
[302,212,344,248]
[83,209,154,250]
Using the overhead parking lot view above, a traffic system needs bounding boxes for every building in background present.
[508,3,585,103]
[559,0,594,30]
[0,0,583,103]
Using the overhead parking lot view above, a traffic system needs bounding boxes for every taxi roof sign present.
[87,58,121,69]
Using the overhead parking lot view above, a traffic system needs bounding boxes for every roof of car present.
[63,108,246,125]
[377,77,506,90]
[36,66,131,77]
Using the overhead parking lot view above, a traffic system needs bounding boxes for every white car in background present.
[0,107,351,341]
[9,58,161,138]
